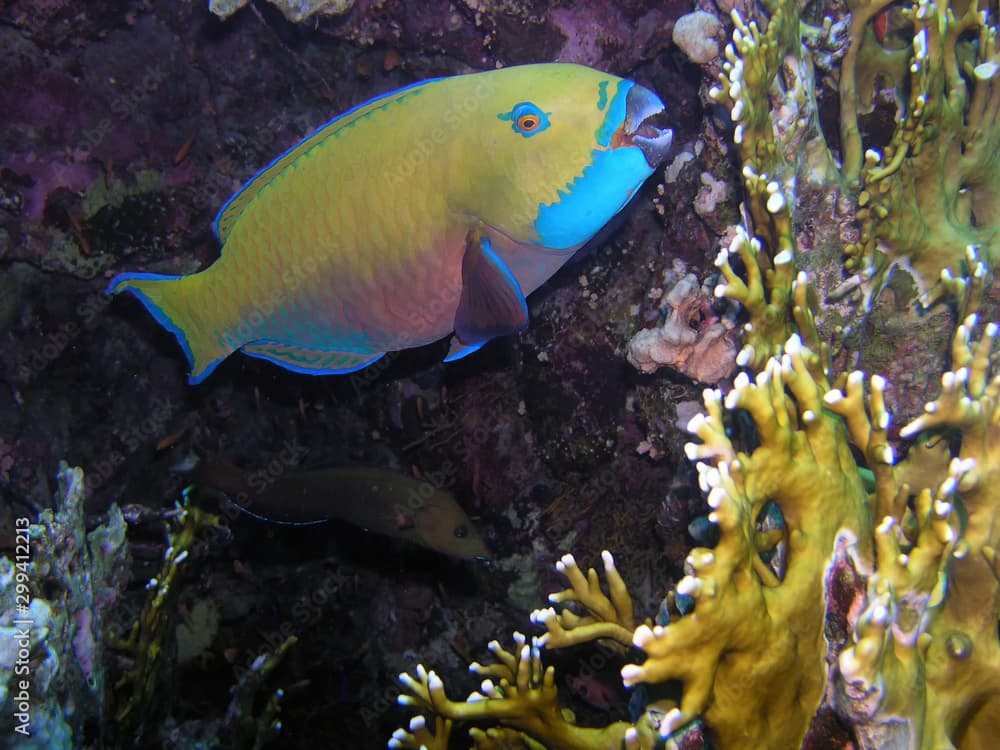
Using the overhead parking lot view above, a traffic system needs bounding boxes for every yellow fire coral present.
[710,0,1000,302]
[832,313,1000,749]
[842,0,1000,300]
[388,0,1000,745]
[391,253,1000,750]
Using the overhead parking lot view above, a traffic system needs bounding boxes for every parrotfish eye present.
[518,113,539,131]
[453,525,468,538]
[499,102,551,138]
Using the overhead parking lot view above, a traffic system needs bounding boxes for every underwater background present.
[2,0,1000,749]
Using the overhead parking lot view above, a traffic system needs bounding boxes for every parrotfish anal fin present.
[213,80,437,243]
[454,232,529,347]
[242,340,384,375]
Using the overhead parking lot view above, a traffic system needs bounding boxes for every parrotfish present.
[108,63,673,383]
[177,453,489,559]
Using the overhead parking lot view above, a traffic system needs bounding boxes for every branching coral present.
[111,497,218,745]
[627,337,869,747]
[828,313,1000,749]
[709,0,1000,301]
[842,0,1000,299]
[111,492,296,750]
[392,256,1000,749]
[0,463,128,750]
[387,0,1000,745]
[393,557,643,750]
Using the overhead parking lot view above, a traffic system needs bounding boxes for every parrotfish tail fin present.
[106,272,234,384]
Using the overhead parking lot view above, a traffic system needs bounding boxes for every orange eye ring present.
[504,102,549,137]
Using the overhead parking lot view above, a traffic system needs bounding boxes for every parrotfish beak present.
[620,84,674,168]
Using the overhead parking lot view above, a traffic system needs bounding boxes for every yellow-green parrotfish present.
[108,63,673,383]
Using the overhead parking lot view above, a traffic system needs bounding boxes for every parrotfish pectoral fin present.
[106,272,233,384]
[242,340,384,375]
[454,232,529,348]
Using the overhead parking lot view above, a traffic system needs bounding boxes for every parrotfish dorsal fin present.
[454,231,529,347]
[213,78,439,243]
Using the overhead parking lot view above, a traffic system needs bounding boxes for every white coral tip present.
[621,663,645,685]
[677,575,700,596]
[659,707,684,737]
[686,412,707,433]
[707,486,726,509]
[871,604,890,625]
[632,624,656,648]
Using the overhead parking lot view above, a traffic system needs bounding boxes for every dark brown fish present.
[179,454,488,559]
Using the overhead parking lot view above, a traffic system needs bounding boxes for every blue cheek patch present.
[533,147,653,250]
[498,102,551,138]
[595,79,633,147]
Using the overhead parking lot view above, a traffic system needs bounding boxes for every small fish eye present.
[453,525,468,538]
[517,114,539,131]
[501,102,550,137]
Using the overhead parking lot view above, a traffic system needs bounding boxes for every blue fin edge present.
[454,235,528,347]
[106,272,221,385]
[213,75,445,241]
[444,339,487,363]
[241,344,386,376]
[480,235,528,323]
[224,495,330,527]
